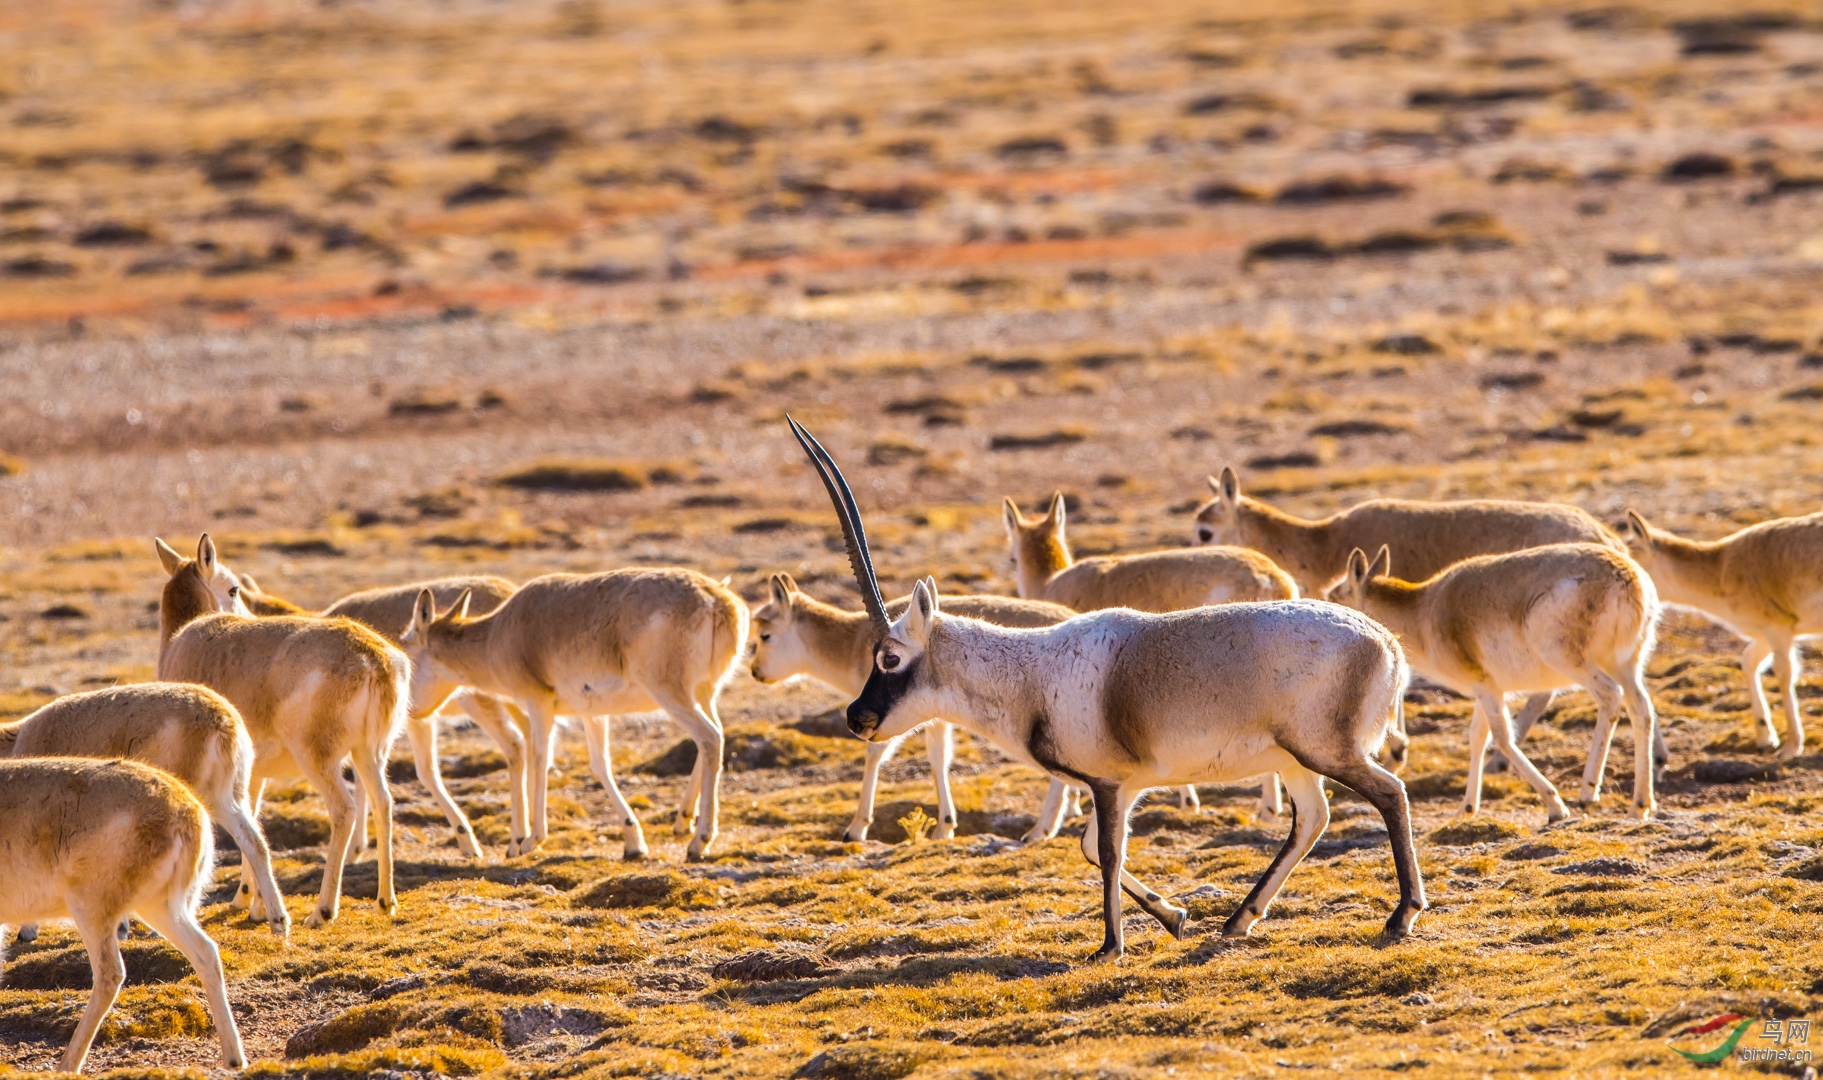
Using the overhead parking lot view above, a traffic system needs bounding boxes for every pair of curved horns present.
[786,415,891,637]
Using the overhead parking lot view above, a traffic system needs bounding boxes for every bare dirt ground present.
[2,0,1822,1077]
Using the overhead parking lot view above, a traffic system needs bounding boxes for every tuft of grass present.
[1430,817,1522,845]
[494,457,655,492]
[571,870,719,911]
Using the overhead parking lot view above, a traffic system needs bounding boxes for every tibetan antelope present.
[1004,493,1299,818]
[752,573,1091,843]
[788,417,1424,961]
[1327,543,1662,821]
[399,568,748,861]
[1621,509,1821,759]
[3,684,288,940]
[157,535,410,926]
[223,571,530,858]
[1194,467,1630,759]
[0,758,245,1074]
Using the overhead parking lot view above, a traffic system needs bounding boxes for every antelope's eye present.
[758,633,771,642]
[879,652,901,671]
[228,585,240,597]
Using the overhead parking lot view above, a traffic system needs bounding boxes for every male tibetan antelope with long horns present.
[785,417,1425,961]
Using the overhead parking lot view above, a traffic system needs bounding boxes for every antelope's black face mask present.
[846,642,920,740]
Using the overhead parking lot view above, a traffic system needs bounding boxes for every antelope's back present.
[1340,499,1622,582]
[500,568,745,676]
[11,684,243,790]
[914,593,1074,628]
[1058,546,1293,613]
[325,575,518,644]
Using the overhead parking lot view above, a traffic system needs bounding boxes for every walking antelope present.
[398,568,748,861]
[1327,543,1661,821]
[157,535,410,926]
[1194,467,1631,762]
[3,684,289,941]
[223,572,532,858]
[1004,493,1300,818]
[0,758,245,1074]
[752,574,1091,843]
[788,417,1424,960]
[1621,509,1821,759]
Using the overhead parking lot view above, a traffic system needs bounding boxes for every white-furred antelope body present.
[1327,542,1662,820]
[788,417,1425,961]
[2,683,289,940]
[0,758,245,1074]
[156,535,410,926]
[751,574,1085,842]
[1195,467,1630,756]
[230,573,532,857]
[401,568,748,861]
[1005,492,1300,819]
[1622,509,1822,759]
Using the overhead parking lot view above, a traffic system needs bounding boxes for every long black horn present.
[787,415,891,636]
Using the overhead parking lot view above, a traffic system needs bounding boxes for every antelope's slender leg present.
[925,722,957,839]
[581,715,648,859]
[1222,764,1328,938]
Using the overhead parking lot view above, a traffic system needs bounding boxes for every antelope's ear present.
[1002,496,1024,537]
[154,537,184,576]
[1218,466,1240,506]
[1369,544,1392,580]
[196,534,218,575]
[1624,509,1651,544]
[410,588,437,634]
[1046,491,1066,530]
[450,588,473,621]
[905,577,939,642]
[239,573,261,594]
[767,573,794,610]
[1346,547,1371,585]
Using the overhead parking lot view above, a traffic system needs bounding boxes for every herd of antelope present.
[3,417,1820,1073]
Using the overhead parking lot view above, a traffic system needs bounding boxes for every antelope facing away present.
[1327,543,1662,821]
[0,758,245,1074]
[1194,466,1629,756]
[3,684,289,940]
[789,417,1424,961]
[227,571,531,858]
[1005,493,1300,818]
[400,568,748,861]
[157,535,410,926]
[752,573,1091,843]
[1621,509,1821,759]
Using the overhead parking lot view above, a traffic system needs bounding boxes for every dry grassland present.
[2,0,1823,1076]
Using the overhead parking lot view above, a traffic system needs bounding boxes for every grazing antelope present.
[3,684,289,940]
[224,571,530,858]
[1621,509,1821,759]
[752,573,1089,843]
[0,758,245,1074]
[788,417,1424,961]
[1004,493,1298,818]
[157,535,410,926]
[399,568,748,861]
[1327,543,1661,821]
[1194,467,1630,756]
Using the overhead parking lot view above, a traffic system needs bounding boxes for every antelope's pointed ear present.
[154,537,184,575]
[1046,491,1066,530]
[196,534,218,575]
[1369,544,1392,580]
[1218,466,1240,505]
[1347,547,1371,585]
[1624,509,1651,544]
[1002,496,1024,537]
[905,577,939,642]
[451,588,473,621]
[767,573,795,610]
[239,573,261,594]
[410,588,437,635]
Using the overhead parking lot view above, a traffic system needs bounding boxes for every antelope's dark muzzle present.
[846,705,882,740]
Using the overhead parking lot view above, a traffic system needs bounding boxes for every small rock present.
[1503,842,1565,861]
[1402,991,1434,1006]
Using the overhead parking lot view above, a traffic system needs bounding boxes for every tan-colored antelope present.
[1194,467,1632,759]
[226,572,530,857]
[3,684,288,940]
[751,573,1086,842]
[400,568,748,861]
[157,535,410,926]
[1005,493,1299,818]
[0,758,245,1074]
[1621,509,1821,759]
[791,418,1423,961]
[1327,542,1661,821]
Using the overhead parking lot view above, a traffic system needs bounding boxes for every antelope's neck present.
[796,600,875,696]
[920,619,1043,759]
[1645,531,1725,607]
[1018,533,1072,600]
[1360,579,1426,648]
[432,616,504,690]
[1238,499,1335,591]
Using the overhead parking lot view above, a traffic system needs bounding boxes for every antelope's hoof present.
[623,845,648,861]
[457,832,483,859]
[1219,912,1258,939]
[1087,945,1124,965]
[1165,907,1191,940]
[1776,740,1804,761]
[1756,730,1782,751]
[221,1054,248,1070]
[1381,904,1422,941]
[1634,801,1656,821]
[377,898,398,918]
[673,816,695,838]
[931,822,956,841]
[1458,803,1479,818]
[843,823,870,843]
[686,837,714,862]
[304,907,333,929]
[269,917,291,939]
[1018,830,1047,847]
[1578,786,1602,808]
[1544,802,1573,825]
